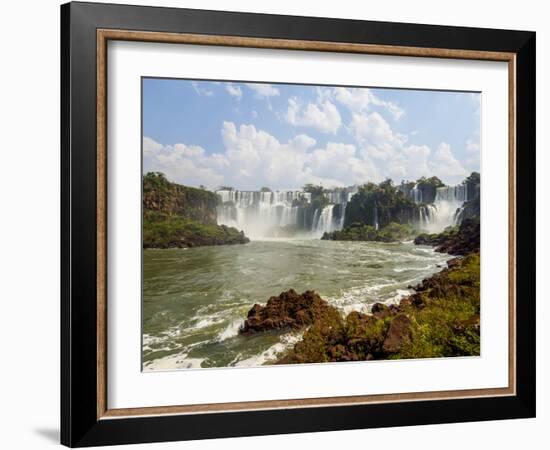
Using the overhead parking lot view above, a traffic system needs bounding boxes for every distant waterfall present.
[217,190,302,238]
[411,184,423,204]
[312,204,337,238]
[419,185,468,232]
[397,182,469,233]
[435,184,468,203]
[216,188,354,239]
[217,182,468,238]
[339,202,347,229]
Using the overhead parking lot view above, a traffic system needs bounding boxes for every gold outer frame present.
[96,29,516,420]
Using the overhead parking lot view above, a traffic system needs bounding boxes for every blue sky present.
[143,78,480,190]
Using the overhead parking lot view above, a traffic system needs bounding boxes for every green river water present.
[142,239,450,371]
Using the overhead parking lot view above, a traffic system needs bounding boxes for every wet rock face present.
[370,302,400,319]
[414,218,480,256]
[240,289,336,334]
[382,314,412,353]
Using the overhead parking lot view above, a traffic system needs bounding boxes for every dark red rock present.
[371,302,391,319]
[240,289,334,334]
[382,314,412,353]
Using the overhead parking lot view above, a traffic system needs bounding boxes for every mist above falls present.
[216,182,471,239]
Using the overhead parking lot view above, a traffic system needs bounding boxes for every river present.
[142,239,450,371]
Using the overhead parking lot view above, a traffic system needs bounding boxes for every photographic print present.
[142,79,481,371]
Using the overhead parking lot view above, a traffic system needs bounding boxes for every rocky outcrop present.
[276,252,481,364]
[142,172,249,248]
[414,218,480,255]
[344,180,421,229]
[382,314,412,353]
[143,172,218,224]
[240,289,338,334]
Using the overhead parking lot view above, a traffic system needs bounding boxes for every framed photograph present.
[61,1,536,447]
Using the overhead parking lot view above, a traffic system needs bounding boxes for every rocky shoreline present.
[239,218,481,364]
[414,218,479,256]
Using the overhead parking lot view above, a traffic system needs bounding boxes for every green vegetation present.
[322,222,417,243]
[394,253,480,358]
[143,172,249,248]
[414,217,480,255]
[143,211,249,248]
[417,175,445,189]
[344,179,419,229]
[277,253,480,364]
[398,176,444,204]
[460,172,481,221]
[415,176,445,204]
[303,183,329,211]
[143,172,219,224]
[277,203,482,364]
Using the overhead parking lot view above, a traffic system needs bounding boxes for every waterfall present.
[217,188,351,239]
[312,204,337,238]
[416,185,467,233]
[435,185,467,203]
[217,190,302,238]
[217,182,468,238]
[411,184,422,204]
[339,202,347,229]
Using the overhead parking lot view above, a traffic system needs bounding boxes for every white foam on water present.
[234,333,302,367]
[342,303,370,315]
[143,352,205,371]
[392,264,433,273]
[192,316,223,329]
[384,289,413,305]
[216,319,243,342]
[414,246,437,254]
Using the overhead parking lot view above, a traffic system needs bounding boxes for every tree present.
[416,176,444,189]
[465,172,480,186]
[302,183,325,200]
[143,172,170,211]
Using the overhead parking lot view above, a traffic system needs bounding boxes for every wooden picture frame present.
[61,1,535,447]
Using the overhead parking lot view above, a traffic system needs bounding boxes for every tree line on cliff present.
[142,172,249,248]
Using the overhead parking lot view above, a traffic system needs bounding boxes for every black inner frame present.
[61,2,536,447]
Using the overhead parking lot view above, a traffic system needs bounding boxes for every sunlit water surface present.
[142,239,450,371]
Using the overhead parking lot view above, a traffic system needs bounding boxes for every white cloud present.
[348,111,467,184]
[321,87,404,121]
[144,122,380,191]
[143,137,226,188]
[144,108,470,190]
[466,139,480,153]
[246,83,280,98]
[225,83,242,100]
[351,112,404,159]
[191,81,214,97]
[464,138,481,172]
[285,97,342,134]
[428,143,468,183]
